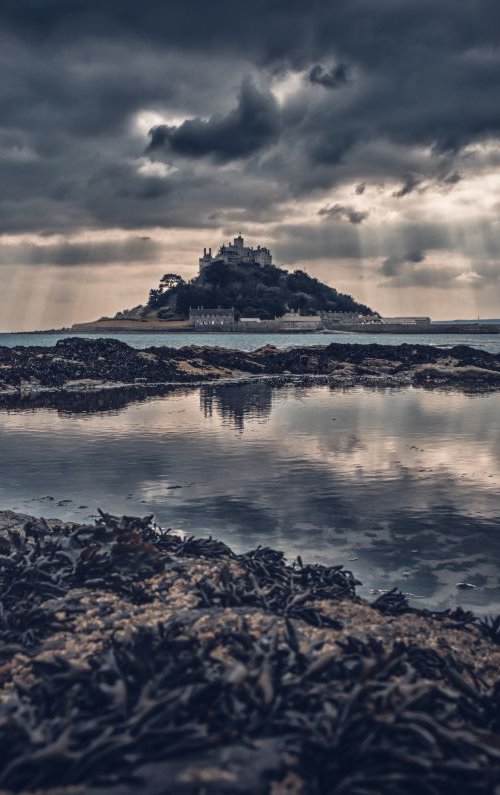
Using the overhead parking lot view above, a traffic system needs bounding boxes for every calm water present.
[1,382,499,612]
[1,330,500,353]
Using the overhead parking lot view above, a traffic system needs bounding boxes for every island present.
[69,235,499,336]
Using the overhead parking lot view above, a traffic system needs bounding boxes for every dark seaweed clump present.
[1,511,500,794]
[1,336,500,394]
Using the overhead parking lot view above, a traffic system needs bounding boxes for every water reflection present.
[200,382,274,430]
[0,384,499,612]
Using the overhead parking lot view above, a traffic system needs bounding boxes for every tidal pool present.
[1,382,499,611]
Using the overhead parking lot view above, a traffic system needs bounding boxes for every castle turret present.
[199,247,214,272]
[199,235,272,269]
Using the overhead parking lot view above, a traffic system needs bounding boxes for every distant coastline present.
[3,319,500,336]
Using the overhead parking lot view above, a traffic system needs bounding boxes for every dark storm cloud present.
[147,81,280,161]
[309,63,348,89]
[3,1,500,68]
[318,204,369,224]
[0,1,500,237]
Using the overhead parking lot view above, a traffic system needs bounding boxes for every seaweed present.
[0,511,500,794]
[478,615,500,645]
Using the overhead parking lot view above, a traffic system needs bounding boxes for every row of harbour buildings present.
[189,307,431,331]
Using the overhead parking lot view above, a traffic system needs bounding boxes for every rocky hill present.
[136,261,376,321]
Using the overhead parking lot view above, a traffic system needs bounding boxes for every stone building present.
[272,311,322,330]
[199,235,272,272]
[189,308,235,328]
[381,317,431,325]
[320,311,367,325]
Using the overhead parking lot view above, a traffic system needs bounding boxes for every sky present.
[1,0,500,330]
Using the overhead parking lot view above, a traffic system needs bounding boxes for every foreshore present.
[4,320,500,335]
[1,337,500,400]
[0,508,499,794]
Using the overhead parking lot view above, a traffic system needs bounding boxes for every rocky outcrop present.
[1,338,500,397]
[0,509,499,794]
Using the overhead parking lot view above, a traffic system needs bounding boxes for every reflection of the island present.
[200,382,274,429]
[1,382,500,612]
[0,378,315,424]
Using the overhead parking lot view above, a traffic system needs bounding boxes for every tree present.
[148,274,186,310]
[159,274,185,292]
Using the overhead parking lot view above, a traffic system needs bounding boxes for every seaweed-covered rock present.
[0,510,500,794]
[1,338,500,397]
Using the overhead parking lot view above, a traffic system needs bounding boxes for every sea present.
[1,329,500,353]
[1,377,499,613]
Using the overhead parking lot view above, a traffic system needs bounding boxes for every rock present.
[0,509,499,794]
[0,338,499,399]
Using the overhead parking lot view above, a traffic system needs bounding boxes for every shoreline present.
[1,508,499,793]
[1,337,500,400]
[2,322,500,336]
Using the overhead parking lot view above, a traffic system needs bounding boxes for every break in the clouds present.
[1,0,500,327]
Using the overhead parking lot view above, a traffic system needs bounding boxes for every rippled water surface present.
[1,330,500,353]
[1,382,499,611]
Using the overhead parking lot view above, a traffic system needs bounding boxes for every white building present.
[274,311,323,330]
[199,235,272,272]
[321,311,367,325]
[381,317,431,325]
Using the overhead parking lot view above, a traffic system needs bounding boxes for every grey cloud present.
[3,2,500,71]
[0,238,160,268]
[318,204,369,224]
[271,218,500,267]
[392,173,423,198]
[441,171,462,186]
[379,250,426,277]
[355,183,366,194]
[0,0,499,251]
[377,251,498,290]
[309,63,349,89]
[464,262,500,287]
[147,81,281,162]
[383,266,462,289]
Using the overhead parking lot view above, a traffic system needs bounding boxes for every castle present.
[199,235,272,272]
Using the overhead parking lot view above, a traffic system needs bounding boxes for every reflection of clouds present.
[266,387,500,495]
[1,384,500,611]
